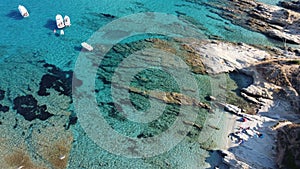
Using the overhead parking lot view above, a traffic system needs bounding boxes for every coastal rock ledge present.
[208,0,300,44]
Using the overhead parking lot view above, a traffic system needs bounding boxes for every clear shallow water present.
[0,0,283,168]
[0,0,280,67]
[258,0,282,5]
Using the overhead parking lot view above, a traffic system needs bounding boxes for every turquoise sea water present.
[0,0,282,67]
[0,0,284,169]
[258,0,282,5]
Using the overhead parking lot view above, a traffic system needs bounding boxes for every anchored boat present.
[81,42,93,51]
[56,14,65,29]
[18,5,29,18]
[64,15,71,27]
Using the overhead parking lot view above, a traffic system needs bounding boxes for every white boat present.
[18,5,29,18]
[64,15,71,27]
[56,14,65,29]
[81,42,93,51]
[60,30,64,35]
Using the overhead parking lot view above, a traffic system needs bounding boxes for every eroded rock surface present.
[208,0,300,44]
[276,123,300,169]
[279,0,300,12]
[255,60,300,111]
[183,39,270,74]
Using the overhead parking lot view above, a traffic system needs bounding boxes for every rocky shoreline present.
[137,33,300,168]
[184,2,300,167]
[279,0,300,12]
[124,31,300,168]
[173,1,300,166]
[0,1,299,168]
[185,38,299,168]
[204,1,300,167]
[0,38,297,169]
[207,0,300,46]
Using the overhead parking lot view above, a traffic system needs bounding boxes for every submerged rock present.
[128,86,211,110]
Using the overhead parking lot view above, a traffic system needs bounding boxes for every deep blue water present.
[0,0,284,168]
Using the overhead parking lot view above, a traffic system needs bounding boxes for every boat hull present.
[81,42,93,51]
[64,15,71,27]
[56,14,65,29]
[18,5,29,18]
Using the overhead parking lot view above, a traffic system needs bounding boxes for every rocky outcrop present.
[279,0,300,12]
[223,103,242,115]
[241,83,274,105]
[242,84,273,99]
[276,123,300,169]
[220,150,252,169]
[180,38,299,115]
[271,120,292,130]
[238,59,300,168]
[184,40,270,74]
[207,0,300,44]
[256,60,300,93]
[255,60,300,112]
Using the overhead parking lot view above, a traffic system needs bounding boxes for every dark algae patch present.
[13,95,53,121]
[0,105,9,113]
[38,63,82,97]
[0,89,5,100]
[0,89,9,112]
[38,63,73,97]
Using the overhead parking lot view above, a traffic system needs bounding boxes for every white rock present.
[224,104,242,114]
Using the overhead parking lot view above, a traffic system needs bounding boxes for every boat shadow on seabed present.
[44,19,57,30]
[6,10,23,20]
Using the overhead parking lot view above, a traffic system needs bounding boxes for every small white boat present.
[18,5,29,18]
[81,42,93,51]
[64,15,71,27]
[60,29,64,35]
[56,14,65,29]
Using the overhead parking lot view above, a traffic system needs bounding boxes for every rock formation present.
[123,85,211,110]
[255,60,300,111]
[279,0,300,12]
[207,0,300,44]
[276,123,300,169]
[220,150,251,169]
